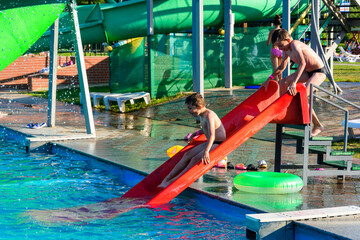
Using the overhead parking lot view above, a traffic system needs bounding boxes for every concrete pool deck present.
[0,82,360,238]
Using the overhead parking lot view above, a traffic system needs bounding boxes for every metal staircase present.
[284,0,359,66]
[322,0,352,32]
[274,84,360,185]
[296,0,352,41]
[318,0,360,51]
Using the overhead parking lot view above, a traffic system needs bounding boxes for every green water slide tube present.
[0,0,67,72]
[29,0,308,53]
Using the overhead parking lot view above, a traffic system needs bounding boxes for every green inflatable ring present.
[233,172,303,194]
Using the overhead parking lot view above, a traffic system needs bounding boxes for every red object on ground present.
[235,163,247,170]
[215,159,227,168]
[121,81,310,207]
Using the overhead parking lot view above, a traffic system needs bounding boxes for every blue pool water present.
[0,140,247,239]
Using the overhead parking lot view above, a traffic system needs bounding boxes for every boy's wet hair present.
[276,28,291,42]
[185,93,205,108]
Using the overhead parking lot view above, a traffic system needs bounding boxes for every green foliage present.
[94,92,189,113]
[350,1,360,18]
[332,139,360,159]
[28,86,189,113]
[344,33,353,42]
[333,63,360,82]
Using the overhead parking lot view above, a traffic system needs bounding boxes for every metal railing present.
[310,84,360,151]
[297,0,343,42]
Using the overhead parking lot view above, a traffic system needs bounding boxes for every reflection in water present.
[95,113,153,137]
[151,201,246,239]
[29,197,149,223]
[29,197,247,238]
[233,190,303,212]
[116,114,153,136]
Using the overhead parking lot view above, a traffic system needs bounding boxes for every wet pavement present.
[0,82,360,218]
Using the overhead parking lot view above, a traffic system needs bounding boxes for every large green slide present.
[1,0,308,72]
[0,0,66,72]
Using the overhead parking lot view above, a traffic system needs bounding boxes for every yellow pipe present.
[290,4,312,35]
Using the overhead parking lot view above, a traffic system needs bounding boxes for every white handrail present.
[310,83,360,151]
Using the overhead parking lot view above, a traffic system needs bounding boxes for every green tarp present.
[110,26,295,97]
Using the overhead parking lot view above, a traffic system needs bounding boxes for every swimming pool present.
[0,139,249,239]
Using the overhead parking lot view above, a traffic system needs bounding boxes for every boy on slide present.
[158,93,226,189]
[262,28,326,136]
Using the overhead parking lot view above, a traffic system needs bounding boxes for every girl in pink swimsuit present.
[271,47,283,58]
[267,14,282,81]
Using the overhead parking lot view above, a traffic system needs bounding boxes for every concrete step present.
[246,206,360,240]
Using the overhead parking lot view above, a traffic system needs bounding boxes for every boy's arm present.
[262,53,289,90]
[288,42,306,95]
[188,129,203,142]
[276,53,289,74]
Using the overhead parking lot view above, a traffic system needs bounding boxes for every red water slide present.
[121,80,310,206]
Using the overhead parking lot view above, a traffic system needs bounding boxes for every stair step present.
[331,151,354,156]
[309,146,354,156]
[309,145,327,154]
[324,161,360,170]
[280,164,333,169]
[283,131,333,141]
[284,124,306,130]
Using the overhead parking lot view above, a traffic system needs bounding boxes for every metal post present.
[224,0,233,88]
[309,83,314,132]
[303,125,310,185]
[311,0,320,53]
[274,124,283,172]
[192,0,204,96]
[147,0,155,97]
[147,0,154,36]
[69,2,95,135]
[310,84,314,132]
[329,25,334,78]
[282,0,291,78]
[344,111,348,151]
[329,46,334,77]
[47,18,59,128]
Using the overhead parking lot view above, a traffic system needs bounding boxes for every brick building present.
[0,54,110,91]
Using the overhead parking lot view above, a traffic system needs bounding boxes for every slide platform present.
[121,81,310,207]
